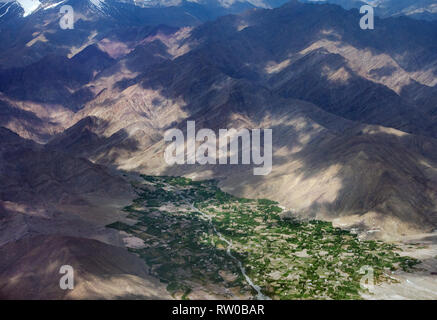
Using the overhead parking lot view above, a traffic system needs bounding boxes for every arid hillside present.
[39,1,437,238]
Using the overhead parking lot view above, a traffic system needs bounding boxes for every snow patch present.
[16,0,41,17]
[43,0,67,10]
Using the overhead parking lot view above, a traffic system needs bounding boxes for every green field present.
[107,175,419,299]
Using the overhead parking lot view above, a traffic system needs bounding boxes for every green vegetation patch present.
[108,176,419,300]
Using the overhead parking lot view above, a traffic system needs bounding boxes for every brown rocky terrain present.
[0,235,171,299]
[0,128,169,299]
[41,1,437,238]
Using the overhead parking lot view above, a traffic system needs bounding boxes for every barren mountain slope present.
[160,100,437,239]
[0,94,73,143]
[1,0,437,300]
[0,127,133,216]
[2,1,437,239]
[0,128,173,299]
[42,2,437,237]
[0,235,171,299]
[47,74,437,238]
[182,1,437,137]
[0,126,137,247]
[5,1,437,140]
[0,0,267,68]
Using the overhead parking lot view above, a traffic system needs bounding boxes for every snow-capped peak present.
[16,0,41,16]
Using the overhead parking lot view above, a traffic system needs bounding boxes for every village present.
[108,175,419,299]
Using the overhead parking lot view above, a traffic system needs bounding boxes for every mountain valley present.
[1,0,437,300]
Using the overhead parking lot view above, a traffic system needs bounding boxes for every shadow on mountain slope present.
[0,235,171,300]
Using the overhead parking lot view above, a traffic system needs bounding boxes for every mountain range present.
[1,0,437,299]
